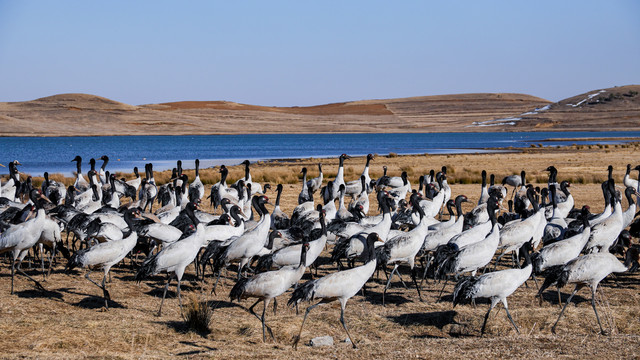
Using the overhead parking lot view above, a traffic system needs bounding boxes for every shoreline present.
[3,129,640,138]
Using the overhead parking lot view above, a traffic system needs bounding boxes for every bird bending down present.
[288,232,379,349]
[230,243,309,342]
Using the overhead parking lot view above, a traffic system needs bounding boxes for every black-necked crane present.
[478,170,489,205]
[71,156,89,192]
[348,176,370,215]
[139,164,158,212]
[98,155,109,185]
[209,195,272,279]
[298,167,312,205]
[42,171,67,206]
[335,184,355,221]
[230,242,309,342]
[135,202,206,316]
[548,180,574,219]
[589,181,612,226]
[453,242,533,336]
[306,163,323,194]
[332,194,394,265]
[0,189,50,294]
[501,171,523,199]
[547,252,628,334]
[66,208,140,309]
[288,232,379,349]
[496,187,546,266]
[388,171,410,208]
[622,186,639,228]
[321,154,350,203]
[429,195,500,281]
[623,164,639,191]
[345,154,373,197]
[488,174,507,204]
[377,193,428,305]
[421,196,469,255]
[542,184,567,245]
[448,195,498,250]
[126,166,141,192]
[257,208,326,272]
[585,179,624,253]
[533,206,591,275]
[188,159,205,202]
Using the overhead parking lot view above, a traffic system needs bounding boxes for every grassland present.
[1,143,640,359]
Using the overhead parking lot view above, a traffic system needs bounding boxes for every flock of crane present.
[1,154,640,348]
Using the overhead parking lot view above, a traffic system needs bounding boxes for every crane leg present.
[528,273,540,292]
[16,259,45,291]
[420,254,433,288]
[157,274,173,317]
[493,251,505,271]
[411,267,423,302]
[101,273,111,309]
[502,299,519,334]
[10,259,15,295]
[47,243,57,278]
[211,269,222,295]
[39,243,45,281]
[273,297,277,316]
[480,300,497,336]
[339,302,357,349]
[437,278,449,301]
[177,278,182,311]
[248,300,274,342]
[590,286,606,335]
[383,264,398,306]
[551,285,580,334]
[292,300,325,350]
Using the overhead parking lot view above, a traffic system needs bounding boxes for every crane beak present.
[0,163,5,168]
[39,193,52,203]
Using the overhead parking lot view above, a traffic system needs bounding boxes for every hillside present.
[0,86,638,136]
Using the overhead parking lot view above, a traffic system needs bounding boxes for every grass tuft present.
[182,294,213,336]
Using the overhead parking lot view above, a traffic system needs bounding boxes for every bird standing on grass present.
[67,208,141,309]
[288,232,379,349]
[453,242,533,336]
[135,202,205,316]
[547,252,628,334]
[230,243,309,342]
[0,189,51,294]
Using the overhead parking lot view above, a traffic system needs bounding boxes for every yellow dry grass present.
[2,144,640,359]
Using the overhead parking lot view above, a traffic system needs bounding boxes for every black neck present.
[299,244,308,267]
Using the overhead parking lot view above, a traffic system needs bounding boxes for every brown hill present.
[0,87,638,136]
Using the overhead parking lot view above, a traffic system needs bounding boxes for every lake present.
[1,131,639,176]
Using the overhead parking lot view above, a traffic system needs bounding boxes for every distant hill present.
[0,86,638,136]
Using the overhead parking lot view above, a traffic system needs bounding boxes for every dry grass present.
[2,145,640,358]
[182,293,213,336]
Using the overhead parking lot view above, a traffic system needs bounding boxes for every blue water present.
[1,131,639,176]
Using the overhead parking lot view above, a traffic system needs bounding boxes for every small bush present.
[183,294,213,336]
[388,152,398,158]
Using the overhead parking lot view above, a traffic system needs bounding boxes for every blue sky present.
[1,1,638,106]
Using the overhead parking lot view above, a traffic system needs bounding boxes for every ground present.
[1,144,640,359]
